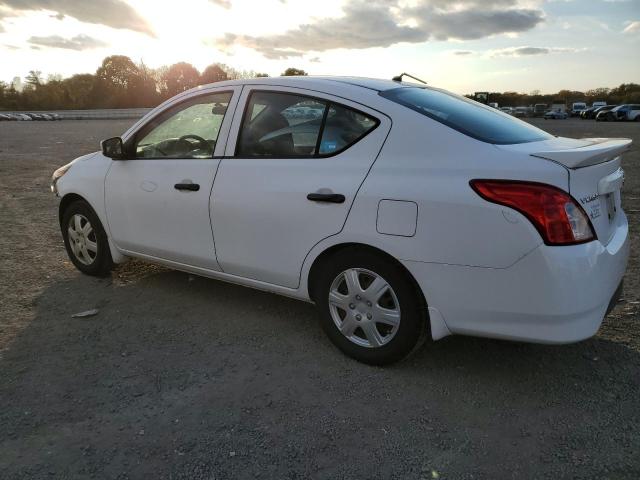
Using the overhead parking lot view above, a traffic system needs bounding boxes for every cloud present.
[213,0,544,59]
[623,21,640,33]
[491,46,582,56]
[0,0,154,36]
[453,50,474,55]
[209,0,231,8]
[28,33,108,50]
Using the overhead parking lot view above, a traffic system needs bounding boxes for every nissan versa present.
[51,76,631,365]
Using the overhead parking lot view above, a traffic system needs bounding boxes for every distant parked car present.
[513,106,529,117]
[598,105,639,122]
[544,110,568,119]
[611,104,640,121]
[595,106,618,121]
[533,104,547,117]
[580,106,598,119]
[583,105,615,120]
[571,102,587,117]
[500,106,514,115]
[592,101,607,109]
[7,113,31,121]
[0,113,14,121]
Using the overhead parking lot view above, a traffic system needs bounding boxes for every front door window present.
[135,92,232,159]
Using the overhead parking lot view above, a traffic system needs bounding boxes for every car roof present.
[196,76,413,93]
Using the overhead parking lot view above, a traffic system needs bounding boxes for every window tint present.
[237,91,379,157]
[135,92,232,159]
[319,104,378,155]
[380,87,552,145]
[238,92,326,157]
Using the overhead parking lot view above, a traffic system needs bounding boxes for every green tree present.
[94,55,141,107]
[161,62,200,98]
[130,61,160,107]
[201,64,228,84]
[24,70,43,88]
[62,74,96,109]
[281,68,307,76]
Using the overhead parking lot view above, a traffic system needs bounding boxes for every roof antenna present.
[392,73,427,85]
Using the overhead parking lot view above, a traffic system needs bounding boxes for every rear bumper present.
[404,212,629,344]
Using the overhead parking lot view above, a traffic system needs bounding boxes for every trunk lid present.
[497,137,632,245]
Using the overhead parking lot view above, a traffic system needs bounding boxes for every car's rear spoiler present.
[531,138,632,169]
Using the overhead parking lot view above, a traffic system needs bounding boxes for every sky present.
[0,0,638,94]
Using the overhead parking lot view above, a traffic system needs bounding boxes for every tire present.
[313,248,428,365]
[61,200,113,276]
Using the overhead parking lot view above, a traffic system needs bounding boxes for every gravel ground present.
[0,118,639,479]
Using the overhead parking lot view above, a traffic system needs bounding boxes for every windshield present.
[380,87,552,145]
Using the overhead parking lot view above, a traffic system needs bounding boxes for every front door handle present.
[175,182,200,191]
[307,192,345,204]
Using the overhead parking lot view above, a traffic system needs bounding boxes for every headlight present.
[51,163,72,195]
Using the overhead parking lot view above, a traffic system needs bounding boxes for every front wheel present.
[61,200,113,276]
[313,249,428,365]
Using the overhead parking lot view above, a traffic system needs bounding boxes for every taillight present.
[470,180,595,245]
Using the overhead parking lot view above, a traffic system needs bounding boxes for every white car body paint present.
[55,76,631,344]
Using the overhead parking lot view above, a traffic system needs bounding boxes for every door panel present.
[106,159,221,269]
[105,87,241,269]
[211,86,391,288]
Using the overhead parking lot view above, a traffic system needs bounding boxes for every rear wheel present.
[61,200,113,276]
[313,249,428,365]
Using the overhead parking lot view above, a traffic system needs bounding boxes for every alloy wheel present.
[328,268,401,348]
[67,213,98,265]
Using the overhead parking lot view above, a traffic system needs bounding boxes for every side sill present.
[118,249,311,302]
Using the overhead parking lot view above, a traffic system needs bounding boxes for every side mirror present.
[101,137,124,159]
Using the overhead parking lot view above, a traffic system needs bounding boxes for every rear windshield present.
[380,87,552,145]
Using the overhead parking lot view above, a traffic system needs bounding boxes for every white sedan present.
[544,110,569,120]
[51,76,630,365]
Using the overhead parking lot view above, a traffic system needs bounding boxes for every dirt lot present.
[0,118,639,479]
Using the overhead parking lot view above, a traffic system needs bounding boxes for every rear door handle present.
[307,192,345,204]
[175,182,200,191]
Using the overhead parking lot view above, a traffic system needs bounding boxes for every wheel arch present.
[306,242,426,308]
[58,193,87,225]
[58,192,127,264]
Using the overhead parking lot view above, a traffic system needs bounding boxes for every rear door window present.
[236,91,378,157]
[380,87,552,145]
[319,104,378,155]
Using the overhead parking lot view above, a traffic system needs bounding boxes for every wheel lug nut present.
[366,301,372,307]
[356,295,361,300]
[367,313,372,320]
[349,303,355,309]
[355,314,362,320]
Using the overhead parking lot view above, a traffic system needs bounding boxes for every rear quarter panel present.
[332,110,571,269]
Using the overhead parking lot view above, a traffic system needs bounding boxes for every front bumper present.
[403,212,629,344]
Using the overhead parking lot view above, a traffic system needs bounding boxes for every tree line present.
[1,54,637,111]
[0,55,308,111]
[474,84,640,108]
